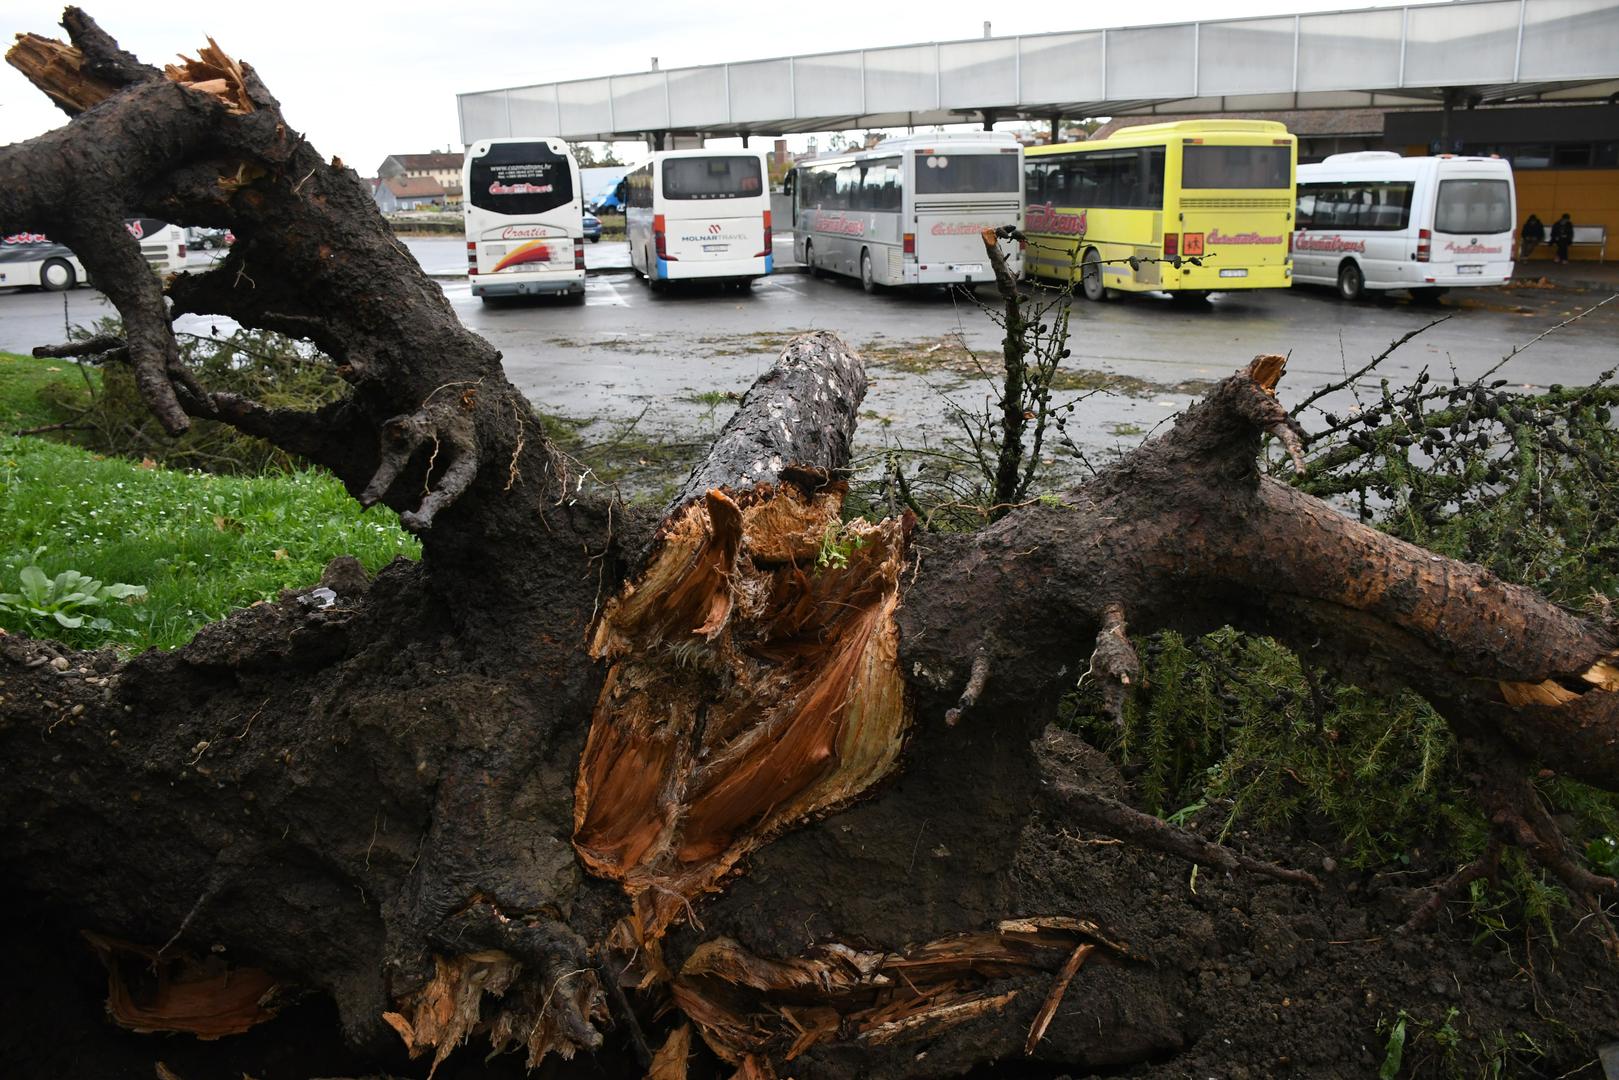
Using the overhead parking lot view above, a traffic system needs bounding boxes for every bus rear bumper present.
[471,273,585,298]
[657,256,769,281]
[1167,265,1293,291]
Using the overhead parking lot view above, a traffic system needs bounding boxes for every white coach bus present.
[1,218,185,290]
[464,137,585,302]
[1294,152,1516,301]
[624,149,772,291]
[786,131,1023,291]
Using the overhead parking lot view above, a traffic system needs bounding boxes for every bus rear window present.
[468,143,573,216]
[1435,179,1512,234]
[1182,145,1291,190]
[915,153,1021,195]
[662,157,763,200]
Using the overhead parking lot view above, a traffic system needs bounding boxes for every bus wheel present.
[1080,249,1107,302]
[40,258,76,292]
[1336,261,1365,301]
[1410,287,1447,305]
[804,241,820,278]
[860,250,878,294]
[1170,289,1210,305]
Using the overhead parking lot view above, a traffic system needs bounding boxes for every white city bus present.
[1294,152,1516,301]
[1,218,185,290]
[624,149,772,291]
[464,137,585,302]
[787,131,1023,291]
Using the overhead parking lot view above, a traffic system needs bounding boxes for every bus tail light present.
[653,213,675,261]
[757,210,772,257]
[574,240,585,270]
[467,241,479,276]
[903,232,916,255]
[1416,228,1431,262]
[177,242,187,259]
[1163,233,1178,257]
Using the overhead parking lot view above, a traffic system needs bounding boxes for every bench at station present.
[1571,225,1607,262]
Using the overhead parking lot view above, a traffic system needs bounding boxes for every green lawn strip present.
[0,435,418,651]
[0,351,98,434]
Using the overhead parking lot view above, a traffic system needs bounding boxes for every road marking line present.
[588,277,629,307]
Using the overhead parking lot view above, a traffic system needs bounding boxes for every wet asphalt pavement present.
[3,237,1615,482]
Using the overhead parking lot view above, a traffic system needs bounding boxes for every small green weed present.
[815,525,867,571]
[0,546,146,636]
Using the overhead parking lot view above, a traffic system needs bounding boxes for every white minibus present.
[464,137,585,302]
[787,131,1023,291]
[624,149,771,291]
[1294,152,1516,301]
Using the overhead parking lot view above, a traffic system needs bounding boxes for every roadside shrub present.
[38,321,347,474]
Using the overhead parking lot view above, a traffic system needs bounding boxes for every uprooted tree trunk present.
[2,12,1617,1078]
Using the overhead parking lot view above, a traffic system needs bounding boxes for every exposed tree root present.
[1043,780,1321,889]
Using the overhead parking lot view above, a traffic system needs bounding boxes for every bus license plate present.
[703,243,729,253]
[1218,268,1248,278]
[1458,264,1483,275]
[950,263,984,274]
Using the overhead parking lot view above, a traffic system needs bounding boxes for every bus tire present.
[1080,248,1107,302]
[40,257,76,292]
[1336,260,1365,301]
[1170,289,1210,305]
[804,240,821,279]
[860,249,878,294]
[1410,286,1447,305]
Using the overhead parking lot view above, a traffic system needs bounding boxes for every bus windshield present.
[1435,179,1512,234]
[915,153,1020,195]
[1182,145,1291,190]
[662,156,763,200]
[469,143,573,216]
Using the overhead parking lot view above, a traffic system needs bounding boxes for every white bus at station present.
[464,137,585,302]
[624,149,772,291]
[1,218,186,291]
[787,131,1023,291]
[1294,152,1516,301]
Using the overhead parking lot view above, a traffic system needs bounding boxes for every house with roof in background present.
[378,151,464,206]
[373,176,447,212]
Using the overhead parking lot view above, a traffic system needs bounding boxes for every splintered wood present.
[382,952,605,1077]
[6,34,122,112]
[164,38,254,114]
[670,917,1127,1063]
[575,475,912,958]
[81,931,283,1039]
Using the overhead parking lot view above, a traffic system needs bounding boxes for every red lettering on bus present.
[1025,203,1086,236]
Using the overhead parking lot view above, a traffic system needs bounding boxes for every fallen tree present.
[1,12,1616,1078]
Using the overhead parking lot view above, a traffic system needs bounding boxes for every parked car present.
[582,211,602,243]
[185,226,230,251]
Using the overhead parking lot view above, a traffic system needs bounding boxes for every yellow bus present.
[1023,119,1296,301]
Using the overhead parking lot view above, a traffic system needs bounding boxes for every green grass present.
[0,435,417,651]
[0,351,97,433]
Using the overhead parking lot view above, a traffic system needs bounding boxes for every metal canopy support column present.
[1513,0,1527,79]
[1193,22,1201,96]
[1398,6,1410,88]
[1292,15,1301,92]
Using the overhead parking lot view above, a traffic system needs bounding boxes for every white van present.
[1294,152,1515,301]
[624,149,771,291]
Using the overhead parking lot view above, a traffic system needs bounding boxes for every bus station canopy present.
[458,0,1619,143]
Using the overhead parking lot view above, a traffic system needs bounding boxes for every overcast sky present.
[2,0,1410,174]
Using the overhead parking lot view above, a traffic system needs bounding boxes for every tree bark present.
[1,12,1616,1078]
